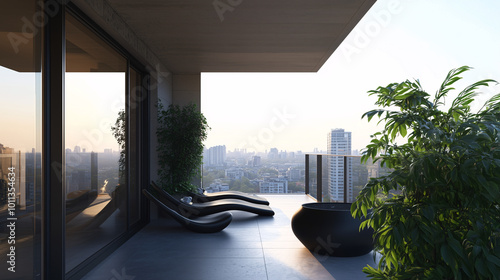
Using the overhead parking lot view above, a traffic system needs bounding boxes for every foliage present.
[352,66,500,279]
[202,169,226,188]
[229,177,257,193]
[258,167,279,176]
[111,109,126,185]
[157,102,209,194]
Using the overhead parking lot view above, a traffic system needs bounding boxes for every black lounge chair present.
[151,182,275,217]
[187,188,269,205]
[143,189,232,233]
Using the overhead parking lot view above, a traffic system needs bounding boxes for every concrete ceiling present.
[0,0,36,72]
[105,0,376,73]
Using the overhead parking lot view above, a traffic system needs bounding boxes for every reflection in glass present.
[0,0,42,278]
[65,14,128,271]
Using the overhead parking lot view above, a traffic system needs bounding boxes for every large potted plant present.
[156,102,209,194]
[352,66,500,279]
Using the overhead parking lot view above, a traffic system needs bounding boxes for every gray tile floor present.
[82,194,376,280]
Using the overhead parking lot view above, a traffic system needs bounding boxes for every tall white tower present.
[327,129,352,202]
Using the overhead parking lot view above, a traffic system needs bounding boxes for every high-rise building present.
[204,145,226,166]
[90,152,98,193]
[327,128,353,202]
[252,156,261,167]
[268,148,279,159]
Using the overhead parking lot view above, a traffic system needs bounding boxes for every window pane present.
[65,14,127,271]
[0,0,42,279]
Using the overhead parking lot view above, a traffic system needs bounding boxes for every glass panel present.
[129,68,141,225]
[65,14,127,271]
[0,0,42,279]
[327,155,352,203]
[308,155,317,199]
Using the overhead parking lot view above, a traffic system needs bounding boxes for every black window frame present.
[43,2,150,279]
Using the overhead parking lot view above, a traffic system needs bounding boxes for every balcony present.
[79,154,383,279]
[82,193,376,280]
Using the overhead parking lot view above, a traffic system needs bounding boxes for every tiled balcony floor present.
[82,194,377,280]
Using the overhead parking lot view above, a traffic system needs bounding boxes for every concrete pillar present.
[149,68,172,220]
[172,74,201,110]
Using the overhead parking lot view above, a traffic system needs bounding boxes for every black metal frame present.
[304,154,309,195]
[43,3,66,279]
[344,156,348,203]
[304,154,357,204]
[41,1,151,279]
[317,155,323,203]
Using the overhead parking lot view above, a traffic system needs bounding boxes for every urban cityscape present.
[0,144,120,214]
[202,128,391,202]
[0,127,391,210]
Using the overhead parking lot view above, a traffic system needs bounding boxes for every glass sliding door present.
[1,3,147,277]
[65,13,128,271]
[0,0,43,279]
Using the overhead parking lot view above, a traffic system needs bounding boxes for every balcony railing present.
[201,153,391,199]
[305,154,388,203]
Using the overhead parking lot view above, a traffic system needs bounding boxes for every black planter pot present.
[291,202,374,257]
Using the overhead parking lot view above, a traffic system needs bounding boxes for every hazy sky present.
[65,73,125,153]
[0,68,38,152]
[0,70,125,153]
[201,0,500,153]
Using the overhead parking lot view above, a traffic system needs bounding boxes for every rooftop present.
[82,194,376,280]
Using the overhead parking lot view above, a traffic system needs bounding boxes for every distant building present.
[279,150,287,159]
[287,168,301,181]
[259,178,288,193]
[252,156,261,167]
[0,144,14,154]
[0,148,32,209]
[225,168,244,180]
[90,152,98,192]
[65,152,98,194]
[327,128,353,202]
[74,145,81,153]
[204,145,226,166]
[24,150,41,206]
[206,180,229,193]
[268,147,279,159]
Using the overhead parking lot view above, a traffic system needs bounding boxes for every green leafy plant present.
[111,109,126,185]
[157,102,209,194]
[352,66,500,279]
